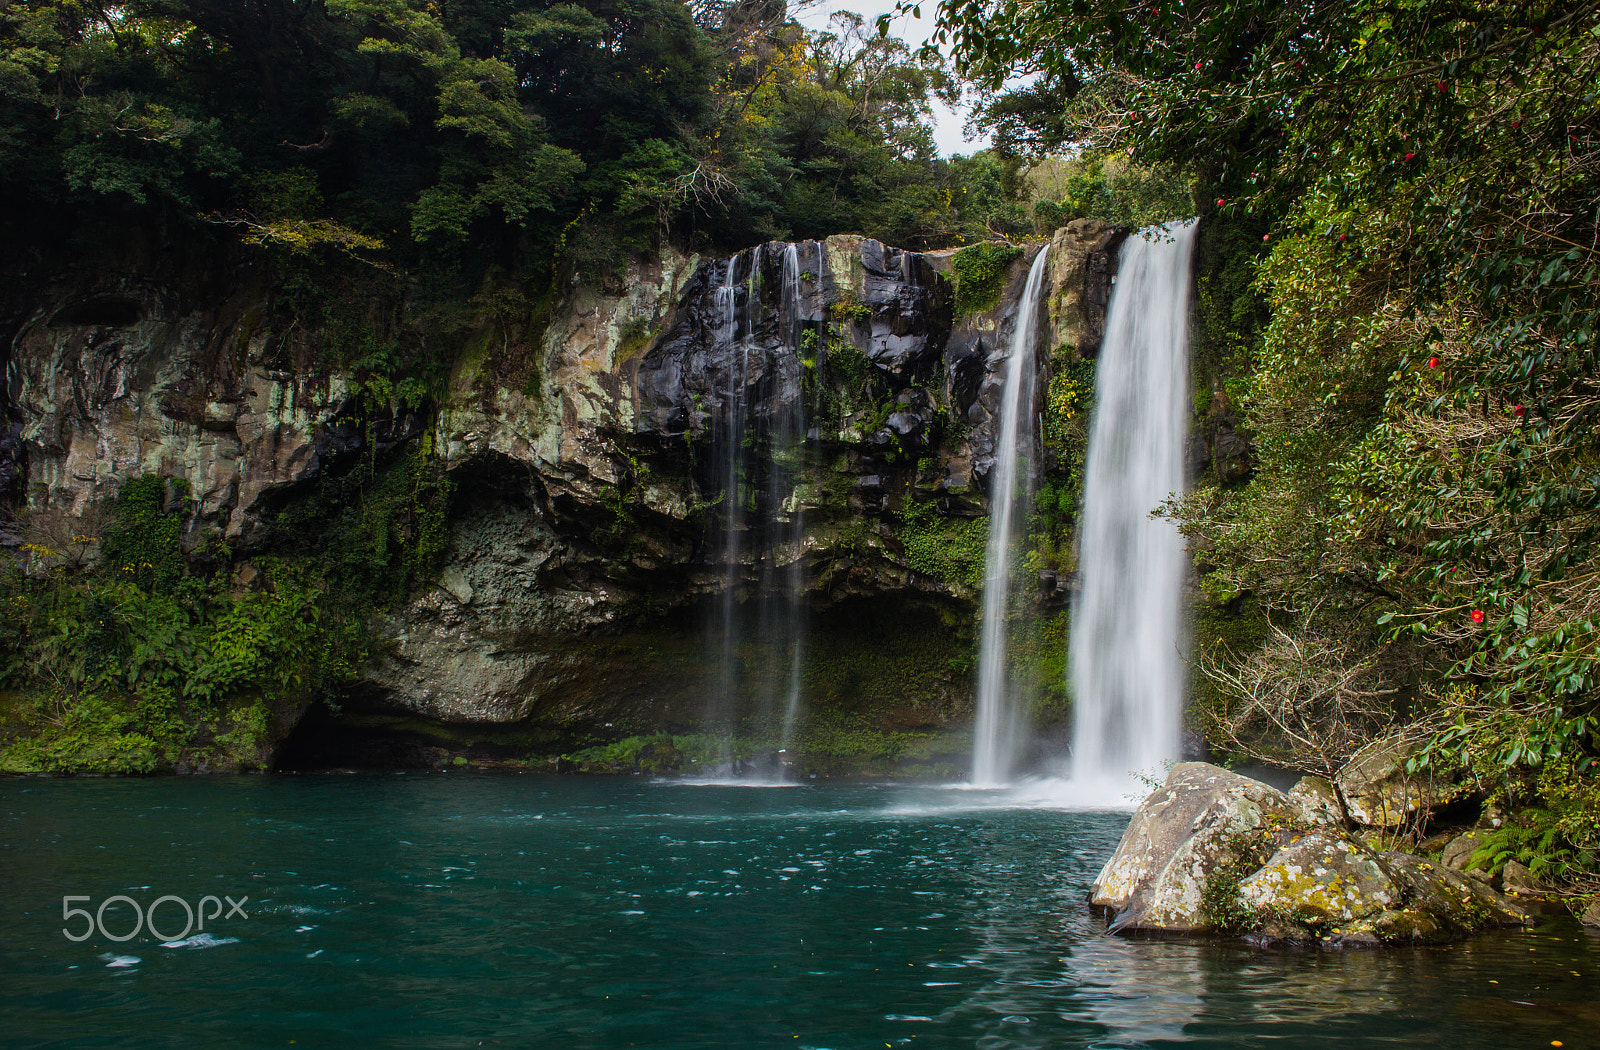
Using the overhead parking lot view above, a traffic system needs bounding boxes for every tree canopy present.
[0,0,1047,285]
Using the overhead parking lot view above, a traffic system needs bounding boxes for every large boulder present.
[1336,734,1471,827]
[1090,762,1323,933]
[1092,762,1531,947]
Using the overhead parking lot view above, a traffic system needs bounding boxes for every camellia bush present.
[919,0,1600,890]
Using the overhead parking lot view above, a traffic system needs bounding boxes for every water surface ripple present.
[2,777,1596,1049]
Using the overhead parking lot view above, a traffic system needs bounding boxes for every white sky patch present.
[791,0,991,157]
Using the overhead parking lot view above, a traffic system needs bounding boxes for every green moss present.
[0,689,285,774]
[1199,870,1255,935]
[829,295,873,325]
[0,449,453,774]
[1016,610,1069,725]
[614,316,658,362]
[952,242,1024,318]
[896,500,988,589]
[558,718,963,777]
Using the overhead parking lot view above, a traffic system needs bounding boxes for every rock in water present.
[1500,859,1544,895]
[1091,762,1530,947]
[1089,763,1316,932]
[1441,830,1484,871]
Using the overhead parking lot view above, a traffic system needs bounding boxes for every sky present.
[790,0,991,157]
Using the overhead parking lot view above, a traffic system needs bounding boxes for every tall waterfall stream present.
[1067,222,1197,801]
[967,223,1196,800]
[971,245,1052,786]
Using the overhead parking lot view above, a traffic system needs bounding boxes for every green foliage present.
[98,476,188,596]
[264,448,453,682]
[830,295,873,326]
[1192,215,1270,384]
[896,500,988,588]
[0,449,452,772]
[565,732,691,773]
[1198,870,1255,936]
[950,241,1022,317]
[1464,755,1600,886]
[799,711,936,762]
[0,0,1039,300]
[1046,151,1192,228]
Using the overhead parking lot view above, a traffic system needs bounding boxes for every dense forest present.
[2,0,1597,904]
[1,0,1038,279]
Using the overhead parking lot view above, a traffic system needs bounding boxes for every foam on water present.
[161,933,240,950]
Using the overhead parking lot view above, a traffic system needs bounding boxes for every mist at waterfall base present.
[7,777,1598,1050]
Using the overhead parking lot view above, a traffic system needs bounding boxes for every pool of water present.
[2,775,1596,1049]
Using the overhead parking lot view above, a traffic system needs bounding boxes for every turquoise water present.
[2,776,1597,1049]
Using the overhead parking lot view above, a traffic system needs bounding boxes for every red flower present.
[1194,61,1202,70]
[1428,355,1440,368]
[1513,404,1526,417]
[1338,233,1347,242]
[1262,234,1270,242]
[1405,152,1416,161]
[1437,80,1448,93]
[1216,198,1225,206]
[1470,609,1485,624]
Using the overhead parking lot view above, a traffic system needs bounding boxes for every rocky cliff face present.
[2,220,1129,762]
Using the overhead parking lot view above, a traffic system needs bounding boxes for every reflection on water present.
[1,776,1596,1050]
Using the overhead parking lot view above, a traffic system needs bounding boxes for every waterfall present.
[709,254,749,751]
[767,243,808,754]
[1067,221,1196,801]
[971,245,1052,786]
[704,243,811,774]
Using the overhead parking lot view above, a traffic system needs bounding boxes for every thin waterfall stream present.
[1067,221,1197,801]
[705,243,813,773]
[971,245,1052,786]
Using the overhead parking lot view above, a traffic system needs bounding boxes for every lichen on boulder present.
[1237,828,1400,925]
